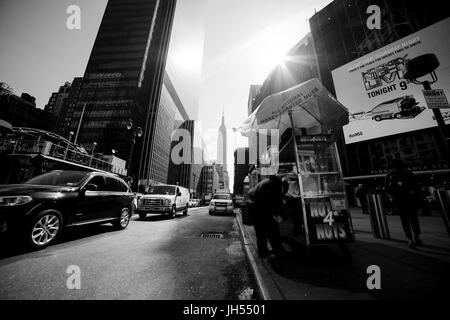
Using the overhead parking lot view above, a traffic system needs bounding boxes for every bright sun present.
[251,29,292,75]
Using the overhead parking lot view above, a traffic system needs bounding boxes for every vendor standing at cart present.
[247,175,289,258]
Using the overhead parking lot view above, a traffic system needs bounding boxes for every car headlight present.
[0,196,33,206]
[164,199,171,206]
[209,202,214,207]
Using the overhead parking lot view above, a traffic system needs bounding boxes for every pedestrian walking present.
[247,175,288,258]
[355,184,368,214]
[385,159,422,248]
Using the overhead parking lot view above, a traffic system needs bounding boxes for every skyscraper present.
[55,77,83,139]
[216,110,229,191]
[44,82,72,133]
[217,108,227,169]
[69,0,177,184]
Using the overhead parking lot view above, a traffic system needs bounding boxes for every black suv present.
[0,170,134,249]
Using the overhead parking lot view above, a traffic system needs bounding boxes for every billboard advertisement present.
[332,18,450,144]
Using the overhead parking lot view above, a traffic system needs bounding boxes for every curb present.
[235,212,285,300]
[235,213,269,300]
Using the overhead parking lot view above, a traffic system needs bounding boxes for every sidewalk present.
[236,207,450,300]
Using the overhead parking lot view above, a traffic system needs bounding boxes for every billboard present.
[332,18,450,144]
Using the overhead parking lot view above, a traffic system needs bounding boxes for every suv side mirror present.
[84,183,98,191]
[177,192,182,196]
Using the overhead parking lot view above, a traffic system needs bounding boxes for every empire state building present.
[216,109,229,191]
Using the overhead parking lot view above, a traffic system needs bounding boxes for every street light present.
[64,131,75,160]
[126,119,143,175]
[403,53,450,162]
[89,142,97,167]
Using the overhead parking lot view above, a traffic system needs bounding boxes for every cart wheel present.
[339,244,352,262]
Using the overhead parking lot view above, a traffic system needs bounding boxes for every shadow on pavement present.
[0,223,119,260]
[264,239,450,299]
[134,214,190,222]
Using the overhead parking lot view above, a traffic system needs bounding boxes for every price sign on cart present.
[330,197,347,211]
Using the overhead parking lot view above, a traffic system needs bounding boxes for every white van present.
[136,184,190,219]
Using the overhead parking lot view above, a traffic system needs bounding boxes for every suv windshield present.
[148,185,176,195]
[25,171,89,186]
[213,194,231,200]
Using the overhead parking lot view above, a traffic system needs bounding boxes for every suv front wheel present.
[27,210,63,250]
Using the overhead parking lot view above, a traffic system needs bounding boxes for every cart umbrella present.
[235,78,349,137]
[235,78,350,250]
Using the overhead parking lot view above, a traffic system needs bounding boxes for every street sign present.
[423,89,450,109]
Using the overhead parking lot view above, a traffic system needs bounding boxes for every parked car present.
[0,170,134,250]
[209,193,234,215]
[136,185,189,219]
[189,198,200,207]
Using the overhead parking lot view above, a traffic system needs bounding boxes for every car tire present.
[113,207,132,230]
[27,210,63,250]
[374,116,381,121]
[395,113,402,119]
[138,212,147,220]
[170,205,176,219]
[183,205,188,215]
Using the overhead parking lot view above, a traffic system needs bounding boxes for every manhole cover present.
[201,233,224,239]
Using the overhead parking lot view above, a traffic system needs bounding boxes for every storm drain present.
[201,232,224,239]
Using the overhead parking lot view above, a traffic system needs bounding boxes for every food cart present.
[236,78,354,258]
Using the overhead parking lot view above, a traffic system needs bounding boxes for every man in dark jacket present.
[385,159,422,248]
[247,175,287,257]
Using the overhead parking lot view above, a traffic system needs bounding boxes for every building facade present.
[198,164,220,198]
[44,82,72,132]
[167,119,195,189]
[233,147,250,196]
[54,77,83,139]
[251,32,321,112]
[68,0,178,186]
[309,0,447,97]
[309,0,449,191]
[247,85,261,116]
[144,72,189,186]
[0,89,50,130]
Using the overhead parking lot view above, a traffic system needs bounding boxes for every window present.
[105,177,122,191]
[116,179,130,192]
[88,175,106,191]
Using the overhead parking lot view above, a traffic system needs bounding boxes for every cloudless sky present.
[0,0,333,192]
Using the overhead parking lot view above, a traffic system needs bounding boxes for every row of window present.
[88,175,129,192]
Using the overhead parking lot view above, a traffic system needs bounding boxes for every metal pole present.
[74,103,86,145]
[423,81,450,163]
[64,132,73,160]
[288,111,310,249]
[89,142,97,167]
[127,134,136,174]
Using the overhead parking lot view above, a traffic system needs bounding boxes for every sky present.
[0,0,333,192]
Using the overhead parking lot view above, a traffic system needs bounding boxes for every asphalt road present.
[0,207,255,300]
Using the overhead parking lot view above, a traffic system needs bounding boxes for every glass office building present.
[69,0,177,184]
[145,73,189,184]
